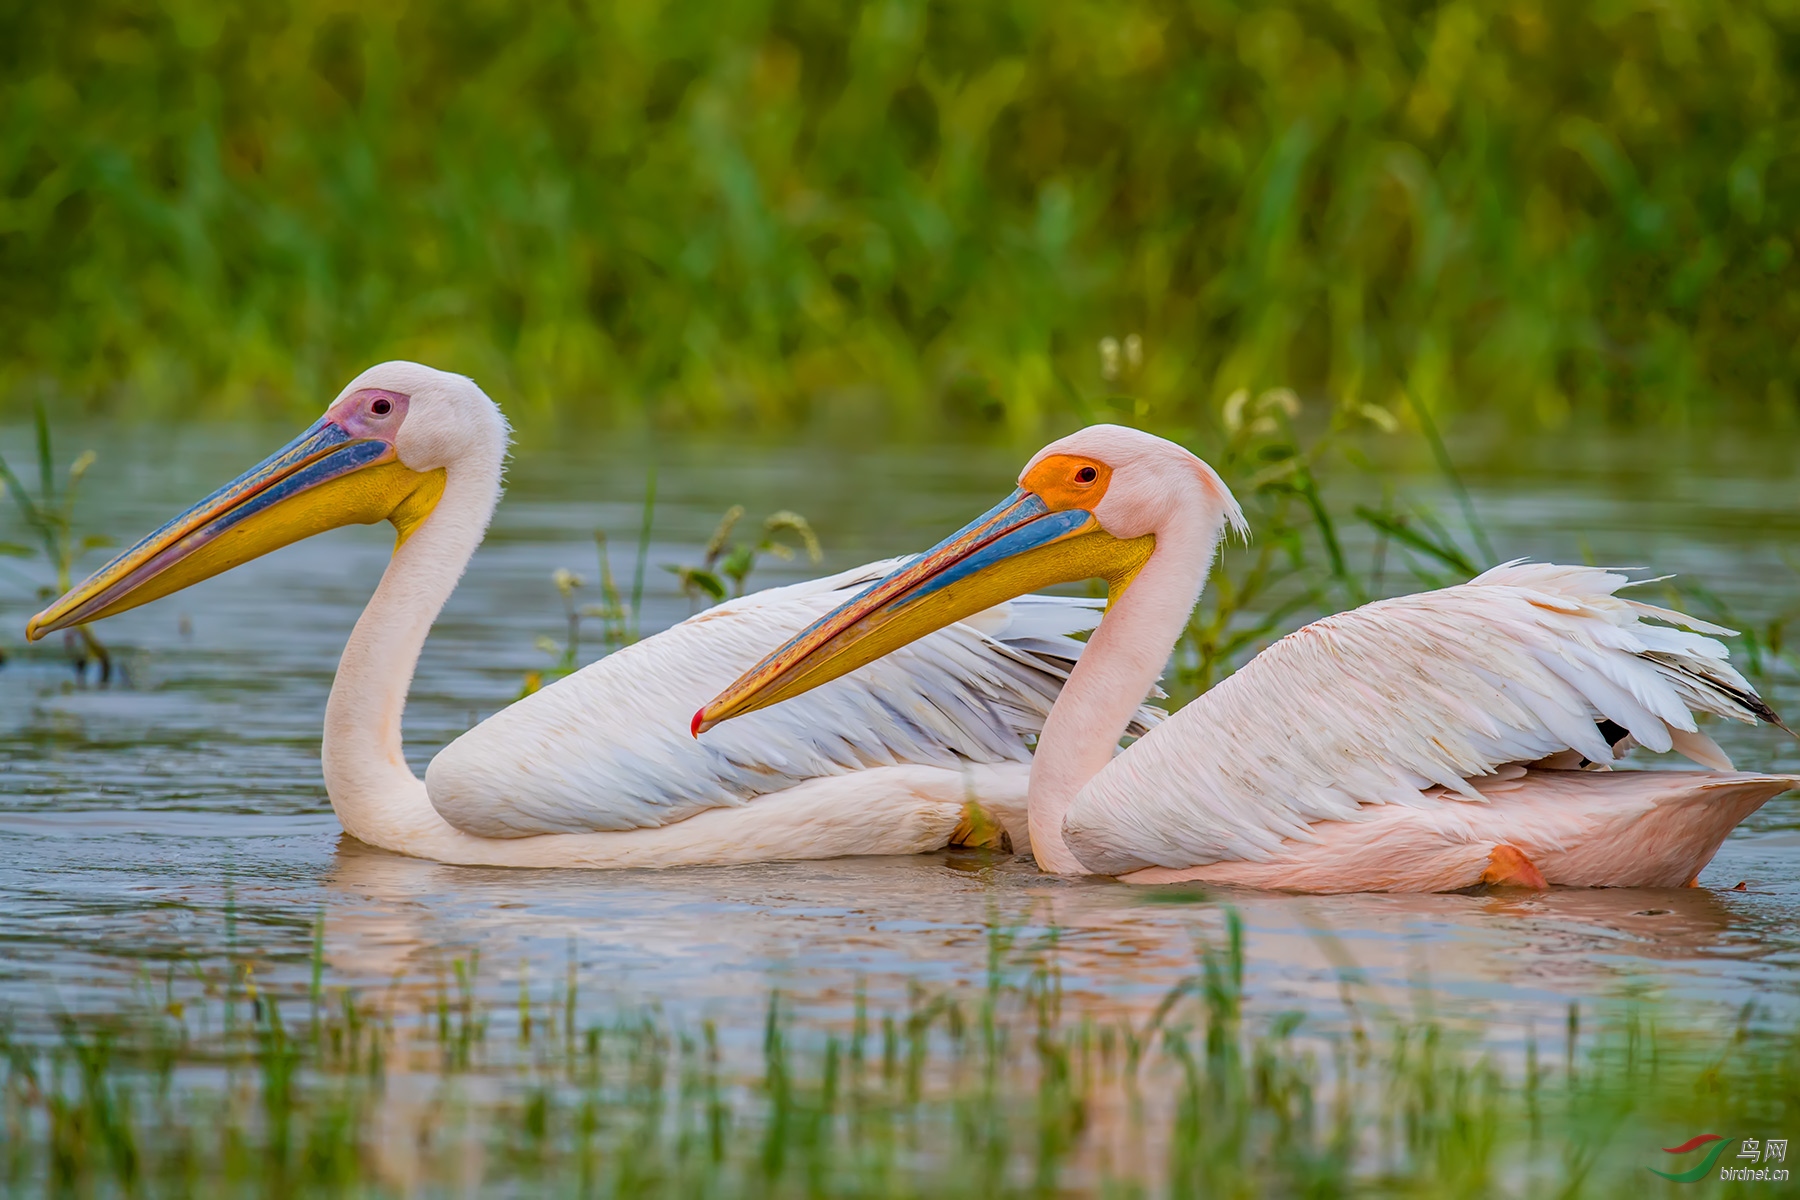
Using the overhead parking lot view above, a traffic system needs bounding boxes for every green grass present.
[520,496,822,697]
[4,0,1797,431]
[3,910,1796,1197]
[0,397,113,678]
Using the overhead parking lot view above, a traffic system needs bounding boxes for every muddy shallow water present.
[2,421,1797,1040]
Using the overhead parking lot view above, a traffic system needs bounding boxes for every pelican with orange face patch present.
[693,455,1153,735]
[1021,453,1112,511]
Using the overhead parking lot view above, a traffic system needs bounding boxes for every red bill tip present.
[691,708,705,738]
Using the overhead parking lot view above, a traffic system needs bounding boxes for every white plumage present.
[429,565,1128,837]
[1063,562,1772,874]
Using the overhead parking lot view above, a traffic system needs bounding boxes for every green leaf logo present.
[1650,1134,1733,1183]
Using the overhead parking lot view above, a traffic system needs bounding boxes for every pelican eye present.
[371,398,392,416]
[1074,466,1097,484]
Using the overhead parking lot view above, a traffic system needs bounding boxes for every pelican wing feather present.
[1063,562,1777,874]
[427,560,1150,837]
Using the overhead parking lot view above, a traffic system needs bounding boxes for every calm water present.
[2,421,1798,1041]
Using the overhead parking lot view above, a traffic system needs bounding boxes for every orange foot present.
[950,801,1012,853]
[1479,844,1549,889]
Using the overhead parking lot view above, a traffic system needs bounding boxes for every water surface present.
[3,422,1797,1042]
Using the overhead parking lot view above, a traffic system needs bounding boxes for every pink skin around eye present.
[327,389,411,439]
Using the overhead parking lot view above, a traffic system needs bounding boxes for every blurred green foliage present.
[4,0,1798,429]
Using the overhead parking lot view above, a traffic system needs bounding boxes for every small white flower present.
[1222,388,1250,433]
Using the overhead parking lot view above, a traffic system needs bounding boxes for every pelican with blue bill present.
[693,457,1157,735]
[27,391,443,641]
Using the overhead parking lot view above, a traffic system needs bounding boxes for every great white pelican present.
[699,424,1798,892]
[28,364,1151,869]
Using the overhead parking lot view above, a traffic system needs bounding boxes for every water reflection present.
[307,831,1799,1036]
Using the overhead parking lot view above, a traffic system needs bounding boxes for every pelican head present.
[695,424,1246,732]
[27,362,506,641]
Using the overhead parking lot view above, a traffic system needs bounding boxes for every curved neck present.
[321,460,500,849]
[1027,511,1221,873]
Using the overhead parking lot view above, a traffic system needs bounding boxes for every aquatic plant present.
[520,472,659,698]
[0,399,113,680]
[1165,382,1493,696]
[665,506,823,610]
[521,470,822,695]
[2,910,1795,1197]
[4,1,1794,430]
